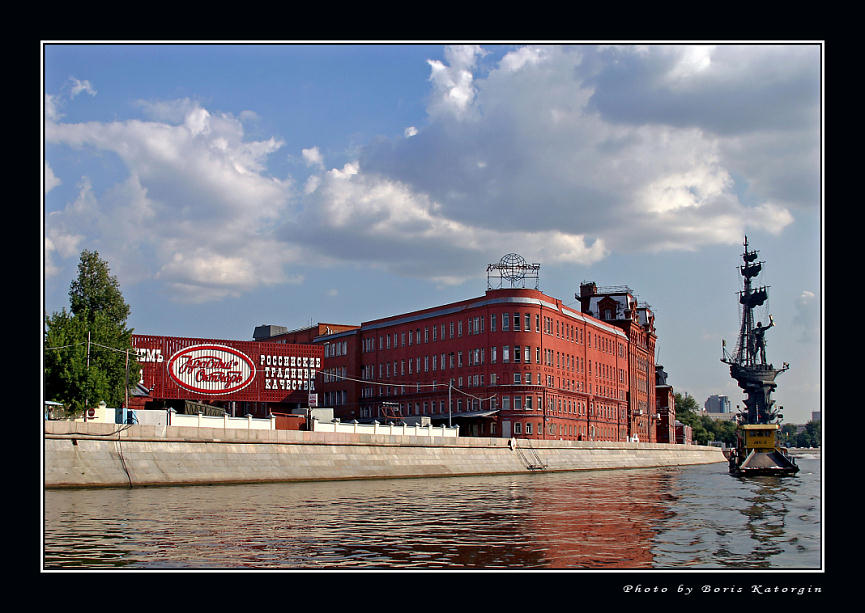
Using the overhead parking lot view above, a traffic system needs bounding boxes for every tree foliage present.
[44,250,140,414]
[69,250,131,325]
[674,391,737,446]
[780,421,822,448]
[675,391,820,448]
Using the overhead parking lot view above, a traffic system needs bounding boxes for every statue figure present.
[752,315,774,365]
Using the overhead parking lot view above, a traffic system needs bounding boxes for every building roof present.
[358,288,628,339]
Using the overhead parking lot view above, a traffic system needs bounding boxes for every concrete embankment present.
[43,421,726,489]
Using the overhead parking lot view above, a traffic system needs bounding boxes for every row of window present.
[360,312,624,355]
[359,372,622,402]
[510,421,620,440]
[324,341,348,357]
[362,345,620,379]
[359,388,623,421]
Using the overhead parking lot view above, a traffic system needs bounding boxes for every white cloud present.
[426,44,486,120]
[358,45,810,258]
[45,99,294,299]
[45,94,61,121]
[665,45,715,83]
[44,45,819,303]
[44,162,61,193]
[792,289,819,342]
[69,77,97,98]
[302,146,324,168]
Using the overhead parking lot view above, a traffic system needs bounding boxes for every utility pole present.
[124,348,129,411]
[85,330,91,412]
[448,380,452,427]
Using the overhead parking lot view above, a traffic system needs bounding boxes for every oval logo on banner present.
[167,344,256,395]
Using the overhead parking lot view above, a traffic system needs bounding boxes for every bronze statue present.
[751,315,774,365]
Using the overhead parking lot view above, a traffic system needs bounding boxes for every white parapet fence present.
[170,412,275,430]
[310,419,459,438]
[68,405,460,437]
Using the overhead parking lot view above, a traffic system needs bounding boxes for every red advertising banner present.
[132,335,323,404]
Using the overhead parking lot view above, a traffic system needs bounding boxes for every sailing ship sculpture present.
[721,237,799,476]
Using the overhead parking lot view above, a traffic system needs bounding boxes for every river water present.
[42,457,821,570]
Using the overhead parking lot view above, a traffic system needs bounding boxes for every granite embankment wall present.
[43,421,726,489]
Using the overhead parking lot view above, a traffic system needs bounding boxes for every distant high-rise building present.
[705,394,731,414]
[811,411,821,422]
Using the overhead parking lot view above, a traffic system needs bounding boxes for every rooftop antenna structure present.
[486,253,540,290]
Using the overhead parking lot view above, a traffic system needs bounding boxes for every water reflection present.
[43,460,820,570]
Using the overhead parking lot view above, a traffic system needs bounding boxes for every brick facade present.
[283,284,660,442]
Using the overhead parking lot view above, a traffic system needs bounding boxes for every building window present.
[502,314,510,331]
[525,422,533,434]
[514,345,521,363]
[514,422,522,434]
[514,396,522,410]
[514,373,522,384]
[525,396,533,409]
[513,313,520,330]
[525,372,532,385]
[503,346,510,363]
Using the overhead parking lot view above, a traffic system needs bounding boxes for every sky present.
[42,43,823,424]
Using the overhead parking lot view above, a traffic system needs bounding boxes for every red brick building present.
[577,283,658,442]
[655,365,677,444]
[129,334,323,418]
[256,278,660,442]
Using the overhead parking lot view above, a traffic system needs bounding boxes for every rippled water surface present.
[43,459,821,569]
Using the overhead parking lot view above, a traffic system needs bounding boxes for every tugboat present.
[721,237,799,476]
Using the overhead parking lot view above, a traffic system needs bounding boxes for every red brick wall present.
[321,288,633,441]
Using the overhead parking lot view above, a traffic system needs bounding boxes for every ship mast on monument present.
[722,236,798,475]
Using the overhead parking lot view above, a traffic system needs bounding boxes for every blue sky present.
[43,43,822,424]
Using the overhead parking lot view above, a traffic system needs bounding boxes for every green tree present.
[69,250,131,325]
[44,250,141,414]
[672,392,740,446]
[713,418,739,446]
[796,420,822,448]
[780,423,799,447]
[673,392,700,426]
